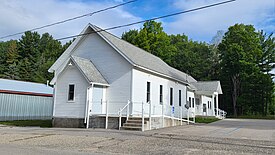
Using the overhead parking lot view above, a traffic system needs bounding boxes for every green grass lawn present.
[0,120,52,128]
[195,117,220,123]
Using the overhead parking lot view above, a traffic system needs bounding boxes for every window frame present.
[170,87,173,106]
[179,90,182,106]
[188,97,191,108]
[159,85,163,104]
[68,83,75,102]
[146,82,151,103]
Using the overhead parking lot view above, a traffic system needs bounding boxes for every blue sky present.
[0,0,274,43]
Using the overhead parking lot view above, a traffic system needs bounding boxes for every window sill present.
[67,100,75,103]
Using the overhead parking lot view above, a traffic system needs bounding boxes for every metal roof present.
[90,24,197,84]
[0,78,53,95]
[71,56,109,85]
[191,81,223,95]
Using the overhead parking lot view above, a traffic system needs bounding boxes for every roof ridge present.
[194,81,220,83]
[88,24,197,84]
[89,24,167,63]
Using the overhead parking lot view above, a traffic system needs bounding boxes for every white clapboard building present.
[48,24,226,130]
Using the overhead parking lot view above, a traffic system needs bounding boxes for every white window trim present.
[159,84,163,105]
[170,87,173,106]
[146,81,151,103]
[179,89,182,107]
[68,83,76,103]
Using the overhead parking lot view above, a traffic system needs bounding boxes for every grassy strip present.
[195,117,220,123]
[227,115,275,120]
[0,120,52,128]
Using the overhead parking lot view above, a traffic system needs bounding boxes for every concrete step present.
[128,117,149,121]
[121,126,142,131]
[123,123,142,127]
[122,117,148,131]
[126,120,147,124]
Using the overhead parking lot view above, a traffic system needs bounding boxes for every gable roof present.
[71,56,109,85]
[91,24,197,84]
[0,78,53,96]
[191,81,223,95]
[49,24,196,85]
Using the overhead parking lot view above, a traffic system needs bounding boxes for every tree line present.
[0,21,274,116]
[0,32,71,83]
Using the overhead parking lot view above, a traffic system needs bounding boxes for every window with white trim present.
[146,82,151,103]
[68,84,75,101]
[179,90,182,106]
[170,87,173,106]
[159,85,163,104]
[189,97,191,108]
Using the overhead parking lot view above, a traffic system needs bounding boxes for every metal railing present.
[118,100,130,130]
[217,108,227,119]
[117,100,194,131]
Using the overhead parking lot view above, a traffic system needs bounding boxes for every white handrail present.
[148,101,151,130]
[217,108,227,119]
[118,100,131,115]
[142,101,144,131]
[118,100,131,130]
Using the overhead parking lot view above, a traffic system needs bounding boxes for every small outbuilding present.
[0,78,53,121]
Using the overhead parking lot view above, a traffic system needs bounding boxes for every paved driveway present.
[152,119,275,141]
[0,119,274,155]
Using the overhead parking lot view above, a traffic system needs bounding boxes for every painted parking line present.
[224,126,242,135]
[207,126,243,136]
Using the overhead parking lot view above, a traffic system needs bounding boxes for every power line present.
[0,0,137,39]
[57,0,236,41]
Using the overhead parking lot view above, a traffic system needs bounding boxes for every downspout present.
[130,68,134,115]
[85,83,94,129]
[186,86,188,124]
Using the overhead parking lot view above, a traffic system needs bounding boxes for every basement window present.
[68,84,75,101]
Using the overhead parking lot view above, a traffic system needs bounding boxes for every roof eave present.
[135,65,189,86]
[48,24,91,73]
[90,82,110,87]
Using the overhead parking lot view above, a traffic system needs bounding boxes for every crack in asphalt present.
[9,134,55,143]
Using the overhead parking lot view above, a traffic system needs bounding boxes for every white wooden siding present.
[73,33,132,113]
[201,95,213,116]
[54,63,89,118]
[187,91,195,117]
[132,69,187,118]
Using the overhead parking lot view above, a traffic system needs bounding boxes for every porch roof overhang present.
[191,81,223,95]
[71,56,109,86]
[195,91,219,96]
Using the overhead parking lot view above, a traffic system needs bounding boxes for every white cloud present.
[0,0,142,43]
[165,0,275,42]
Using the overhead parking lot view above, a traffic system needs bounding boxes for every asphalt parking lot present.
[0,119,274,155]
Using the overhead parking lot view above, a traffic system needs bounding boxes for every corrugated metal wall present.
[0,93,53,121]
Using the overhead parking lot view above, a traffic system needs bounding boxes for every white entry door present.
[90,86,103,114]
